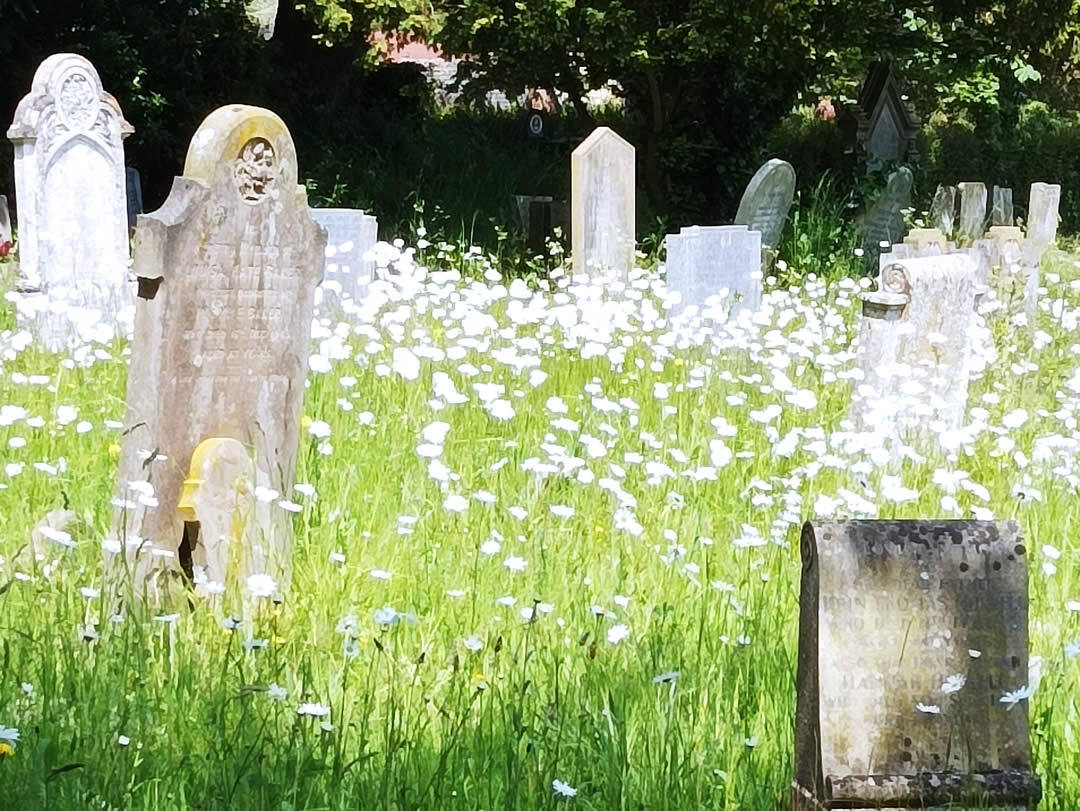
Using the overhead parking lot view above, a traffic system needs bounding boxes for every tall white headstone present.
[957,182,987,244]
[7,54,133,349]
[572,127,635,278]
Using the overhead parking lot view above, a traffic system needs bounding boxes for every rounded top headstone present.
[183,105,300,199]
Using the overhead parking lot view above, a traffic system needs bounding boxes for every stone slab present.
[665,225,761,320]
[930,185,956,238]
[957,182,987,244]
[0,194,10,247]
[311,207,378,306]
[571,126,635,278]
[734,158,796,249]
[992,185,1014,227]
[861,168,913,265]
[126,167,143,229]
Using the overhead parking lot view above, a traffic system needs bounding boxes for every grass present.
[0,235,1079,810]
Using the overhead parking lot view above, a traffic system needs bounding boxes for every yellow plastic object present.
[178,438,236,520]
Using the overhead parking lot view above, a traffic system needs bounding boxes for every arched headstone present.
[734,159,796,249]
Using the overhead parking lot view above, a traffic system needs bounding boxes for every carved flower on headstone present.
[234,137,277,204]
[58,72,97,131]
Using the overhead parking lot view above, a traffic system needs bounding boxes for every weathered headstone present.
[860,168,913,265]
[877,227,949,272]
[929,184,957,238]
[513,194,568,253]
[1023,182,1060,267]
[853,62,921,165]
[7,54,134,348]
[665,225,761,319]
[115,105,325,596]
[126,167,143,229]
[311,208,378,306]
[733,159,796,249]
[853,253,979,432]
[794,519,1039,810]
[571,127,635,278]
[992,185,1014,227]
[957,182,987,244]
[0,194,10,249]
[245,0,279,39]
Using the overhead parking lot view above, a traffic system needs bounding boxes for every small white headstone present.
[929,185,956,237]
[1024,182,1060,266]
[734,159,796,249]
[571,127,635,278]
[991,185,1013,226]
[7,53,134,349]
[957,182,987,243]
[311,208,378,306]
[665,225,761,320]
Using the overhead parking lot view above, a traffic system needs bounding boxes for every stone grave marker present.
[310,207,378,306]
[733,158,796,250]
[992,185,1014,226]
[126,167,143,229]
[957,182,987,244]
[853,253,980,432]
[0,194,10,250]
[665,225,761,320]
[115,105,325,595]
[876,227,949,272]
[930,184,956,238]
[571,127,635,278]
[794,519,1040,810]
[853,62,921,165]
[7,53,134,348]
[1023,182,1061,268]
[860,167,913,266]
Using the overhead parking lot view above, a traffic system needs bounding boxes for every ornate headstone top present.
[734,159,796,249]
[794,519,1040,810]
[854,62,921,165]
[8,53,132,146]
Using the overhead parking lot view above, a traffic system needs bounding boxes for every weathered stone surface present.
[126,167,143,229]
[7,53,134,348]
[957,182,988,244]
[571,127,635,278]
[992,185,1014,226]
[854,62,921,165]
[853,254,980,432]
[245,0,279,38]
[311,208,378,306]
[665,225,761,320]
[733,159,796,249]
[1024,182,1060,267]
[860,168,913,264]
[793,520,1039,810]
[0,193,10,247]
[930,185,957,237]
[876,228,950,274]
[115,105,325,595]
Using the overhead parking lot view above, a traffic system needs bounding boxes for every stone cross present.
[7,53,134,349]
[860,168,913,265]
[991,185,1014,226]
[733,158,796,249]
[930,185,957,238]
[571,127,635,278]
[310,208,378,307]
[853,254,980,433]
[665,225,761,320]
[794,520,1040,810]
[957,182,987,244]
[114,105,325,597]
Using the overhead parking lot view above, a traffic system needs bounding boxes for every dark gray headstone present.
[733,159,796,249]
[793,520,1039,810]
[125,167,143,229]
[860,168,913,264]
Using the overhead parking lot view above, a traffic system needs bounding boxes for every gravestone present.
[930,185,957,238]
[957,182,987,244]
[1023,182,1060,268]
[992,185,1014,227]
[853,62,921,165]
[733,159,796,249]
[860,168,913,265]
[571,127,635,278]
[7,53,134,348]
[513,194,568,253]
[877,227,949,272]
[0,194,10,249]
[310,208,378,306]
[115,105,325,595]
[665,225,761,320]
[794,520,1040,810]
[126,167,143,229]
[853,254,979,432]
[245,0,279,38]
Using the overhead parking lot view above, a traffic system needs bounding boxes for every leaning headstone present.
[991,185,1014,226]
[665,225,761,320]
[125,167,143,229]
[957,182,987,244]
[860,167,913,265]
[853,62,921,165]
[114,105,325,597]
[571,127,635,278]
[310,208,378,306]
[929,184,956,238]
[7,53,134,348]
[853,253,980,433]
[733,158,796,249]
[0,194,10,249]
[794,519,1040,810]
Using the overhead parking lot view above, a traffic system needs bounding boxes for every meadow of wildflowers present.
[1,238,1080,809]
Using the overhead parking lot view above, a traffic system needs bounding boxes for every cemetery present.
[2,4,1080,810]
